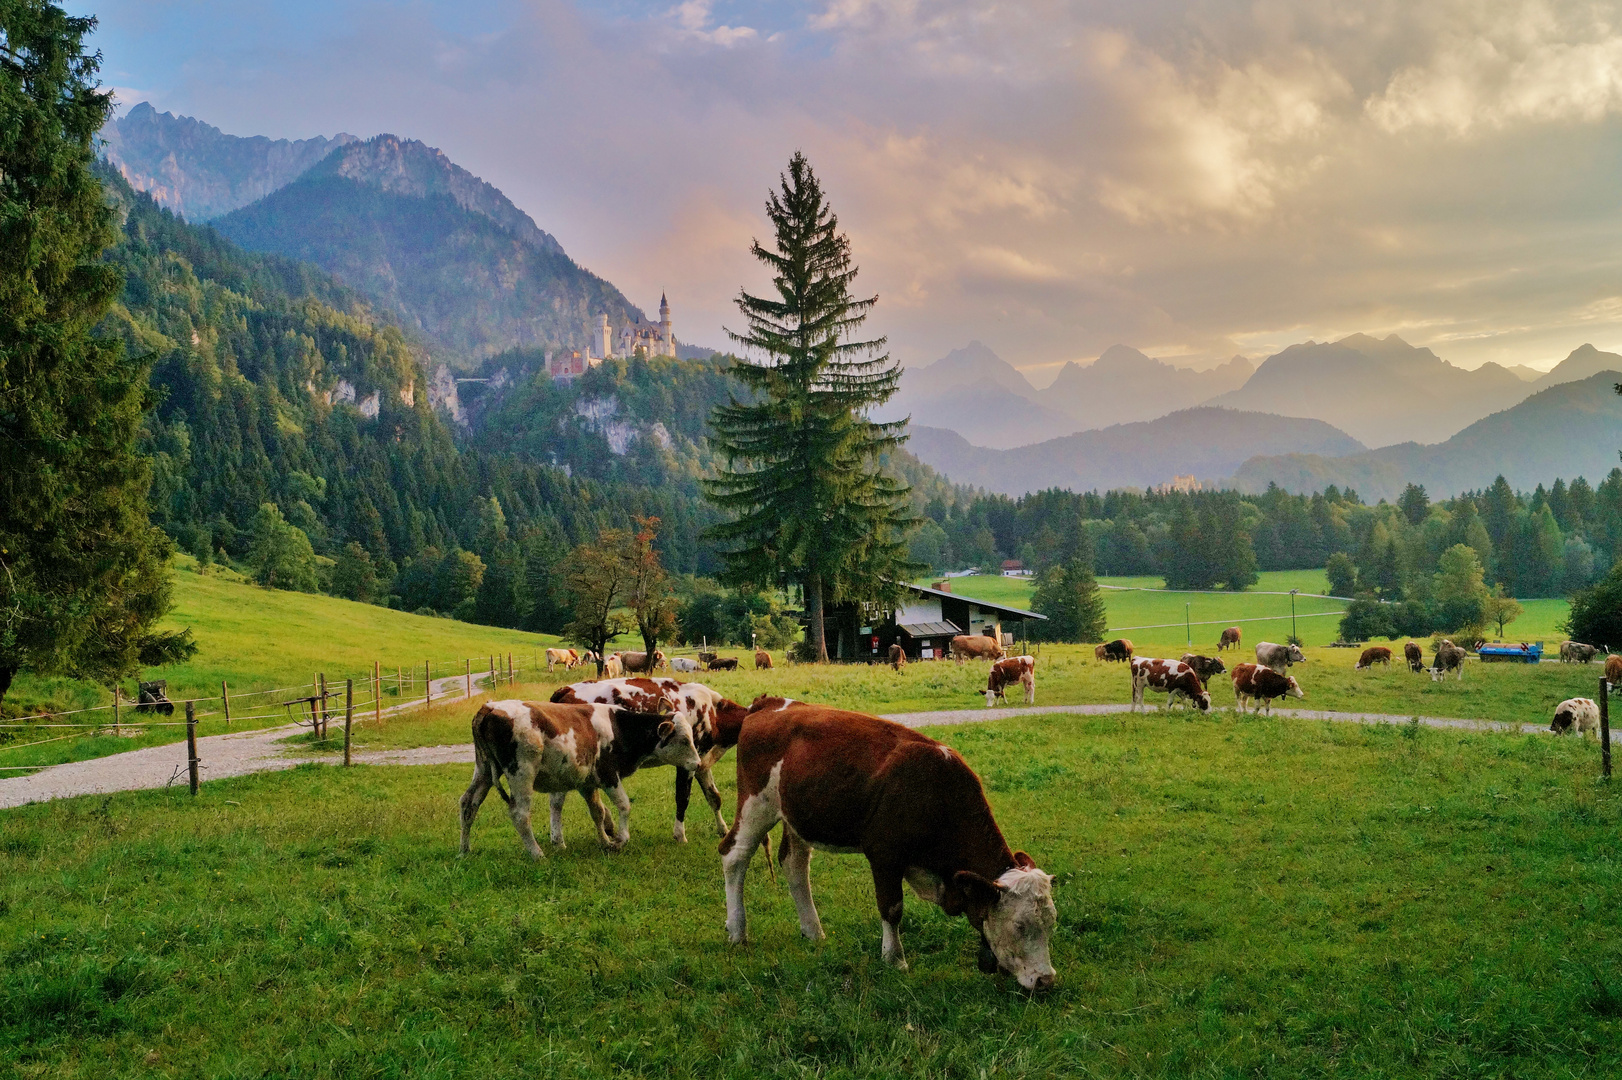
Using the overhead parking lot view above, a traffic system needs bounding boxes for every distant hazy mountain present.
[1043,346,1254,431]
[1532,343,1622,389]
[873,341,1077,448]
[1231,372,1622,501]
[906,407,1365,496]
[1207,333,1531,446]
[1505,364,1544,381]
[99,102,356,221]
[215,135,645,365]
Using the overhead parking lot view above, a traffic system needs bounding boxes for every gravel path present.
[1,689,1600,811]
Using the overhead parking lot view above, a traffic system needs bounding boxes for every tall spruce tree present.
[0,3,190,705]
[705,153,918,661]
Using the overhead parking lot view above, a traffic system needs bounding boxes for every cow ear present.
[1012,850,1036,870]
[953,870,1006,910]
[657,720,675,739]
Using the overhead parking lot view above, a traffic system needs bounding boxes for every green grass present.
[3,713,1619,1078]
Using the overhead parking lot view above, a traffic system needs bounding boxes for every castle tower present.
[659,292,675,357]
[594,312,612,360]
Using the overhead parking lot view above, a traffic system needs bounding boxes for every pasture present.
[3,710,1619,1078]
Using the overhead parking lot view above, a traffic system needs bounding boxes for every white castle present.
[549,293,677,379]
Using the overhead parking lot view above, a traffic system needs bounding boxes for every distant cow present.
[618,649,667,674]
[985,656,1037,707]
[888,643,906,671]
[1404,641,1424,673]
[718,702,1058,990]
[707,656,739,672]
[1130,657,1211,712]
[1218,627,1242,652]
[603,654,624,678]
[754,649,773,670]
[1180,653,1226,688]
[459,698,700,858]
[1094,638,1134,663]
[951,635,1005,664]
[1551,698,1600,736]
[1561,641,1600,664]
[671,656,701,674]
[1255,641,1304,674]
[1606,654,1622,690]
[545,648,579,673]
[1231,663,1304,715]
[1431,641,1466,681]
[1355,646,1392,670]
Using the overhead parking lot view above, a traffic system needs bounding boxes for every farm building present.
[817,581,1047,661]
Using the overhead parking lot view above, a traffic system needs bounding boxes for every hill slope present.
[906,407,1366,495]
[1231,372,1622,499]
[100,102,356,220]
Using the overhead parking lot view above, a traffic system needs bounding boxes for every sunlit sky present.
[74,0,1622,378]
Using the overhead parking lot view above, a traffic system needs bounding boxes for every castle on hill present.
[547,293,677,379]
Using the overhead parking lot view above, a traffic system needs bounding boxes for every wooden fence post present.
[318,672,329,738]
[465,658,471,699]
[1600,678,1612,780]
[425,660,432,707]
[396,666,402,704]
[508,653,514,686]
[343,679,355,767]
[185,700,199,795]
[112,685,120,737]
[373,661,382,725]
[221,681,231,729]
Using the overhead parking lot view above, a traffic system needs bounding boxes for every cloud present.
[665,0,759,46]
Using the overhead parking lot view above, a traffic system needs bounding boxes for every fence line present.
[1107,610,1347,633]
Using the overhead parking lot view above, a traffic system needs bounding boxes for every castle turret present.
[659,292,674,357]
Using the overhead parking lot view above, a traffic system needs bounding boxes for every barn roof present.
[897,621,963,638]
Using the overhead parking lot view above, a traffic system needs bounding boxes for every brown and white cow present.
[459,699,699,858]
[1180,653,1226,688]
[951,635,1005,664]
[1551,698,1600,736]
[1355,646,1392,670]
[1404,641,1424,673]
[1094,638,1134,663]
[754,649,774,670]
[1130,657,1211,712]
[1217,627,1242,652]
[1255,641,1304,674]
[552,677,739,843]
[888,643,906,671]
[985,656,1036,708]
[545,648,579,673]
[1606,654,1622,690]
[1231,663,1304,714]
[719,702,1057,990]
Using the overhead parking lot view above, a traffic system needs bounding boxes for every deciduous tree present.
[564,528,633,675]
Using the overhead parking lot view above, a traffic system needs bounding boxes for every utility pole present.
[1290,589,1299,643]
[1185,602,1191,649]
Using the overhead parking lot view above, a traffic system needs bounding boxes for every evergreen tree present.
[0,2,189,704]
[1325,552,1359,597]
[331,541,380,603]
[705,153,918,661]
[1398,483,1430,526]
[1031,558,1108,642]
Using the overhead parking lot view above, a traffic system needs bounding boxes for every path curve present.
[0,693,1601,811]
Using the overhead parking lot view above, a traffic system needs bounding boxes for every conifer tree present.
[706,153,918,660]
[0,3,190,704]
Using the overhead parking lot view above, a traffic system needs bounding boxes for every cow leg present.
[721,769,782,945]
[871,862,908,970]
[548,791,568,847]
[583,789,621,850]
[1024,674,1035,705]
[458,755,494,855]
[693,764,728,835]
[673,768,693,843]
[606,782,632,846]
[781,830,825,941]
[505,767,546,860]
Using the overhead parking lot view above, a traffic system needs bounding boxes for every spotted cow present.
[985,656,1036,708]
[1230,662,1304,714]
[1130,657,1211,712]
[1552,698,1600,736]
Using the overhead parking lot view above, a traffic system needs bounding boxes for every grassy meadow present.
[3,711,1619,1078]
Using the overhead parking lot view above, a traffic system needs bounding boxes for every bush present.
[1393,600,1438,639]
[1338,599,1396,643]
[1566,562,1622,651]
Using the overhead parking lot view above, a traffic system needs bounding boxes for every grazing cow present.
[459,699,700,858]
[1560,641,1600,664]
[552,676,744,843]
[718,703,1057,990]
[1606,654,1622,690]
[671,656,701,674]
[1255,641,1304,674]
[1130,657,1211,712]
[1230,663,1304,715]
[1431,641,1466,681]
[1179,653,1226,688]
[619,649,667,674]
[888,643,906,671]
[1094,638,1134,663]
[545,648,579,673]
[1404,641,1424,673]
[985,656,1037,708]
[951,635,1005,664]
[754,649,774,670]
[603,654,624,678]
[1551,698,1600,736]
[707,656,739,672]
[1218,627,1242,652]
[1355,646,1392,670]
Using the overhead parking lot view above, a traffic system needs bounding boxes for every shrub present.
[1565,562,1622,651]
[1338,599,1396,643]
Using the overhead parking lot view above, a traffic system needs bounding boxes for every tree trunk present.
[0,664,14,708]
[642,625,658,666]
[806,572,828,663]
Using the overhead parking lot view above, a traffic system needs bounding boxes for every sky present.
[73,0,1622,379]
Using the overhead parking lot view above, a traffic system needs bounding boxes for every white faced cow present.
[985,656,1036,707]
[719,700,1058,991]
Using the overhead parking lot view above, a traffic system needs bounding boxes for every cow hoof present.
[672,822,687,843]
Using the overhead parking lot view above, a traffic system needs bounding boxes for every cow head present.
[1093,644,1107,660]
[1551,709,1573,734]
[647,702,701,770]
[953,852,1057,992]
[1285,677,1304,699]
[1286,644,1305,664]
[1192,687,1212,712]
